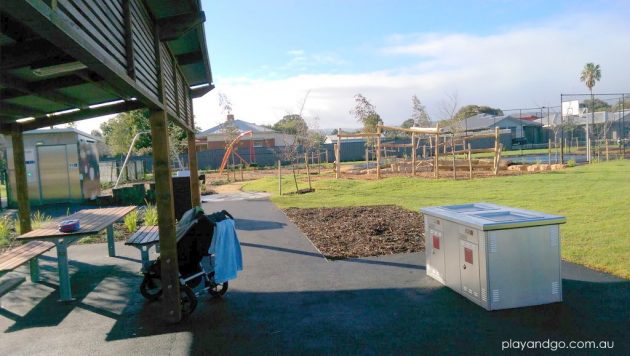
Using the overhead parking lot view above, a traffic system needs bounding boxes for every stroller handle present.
[221,210,234,220]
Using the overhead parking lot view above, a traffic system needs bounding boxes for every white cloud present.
[83,11,630,134]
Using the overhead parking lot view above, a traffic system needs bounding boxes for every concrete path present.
[0,198,628,355]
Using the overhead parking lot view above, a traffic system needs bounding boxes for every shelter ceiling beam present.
[157,12,205,41]
[0,102,47,118]
[176,51,203,66]
[0,72,88,107]
[0,0,164,113]
[190,84,214,98]
[0,39,69,70]
[0,100,144,132]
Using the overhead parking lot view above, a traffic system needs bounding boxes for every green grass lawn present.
[243,160,630,279]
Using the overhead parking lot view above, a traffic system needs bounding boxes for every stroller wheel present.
[206,272,229,297]
[179,284,197,317]
[140,275,163,301]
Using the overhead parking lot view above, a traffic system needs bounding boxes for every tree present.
[580,98,611,112]
[330,128,338,135]
[454,105,503,122]
[90,129,111,157]
[100,109,192,160]
[580,62,602,160]
[438,91,460,132]
[218,92,233,115]
[611,99,630,112]
[100,109,152,156]
[410,95,431,127]
[401,118,415,129]
[350,94,382,133]
[273,115,309,135]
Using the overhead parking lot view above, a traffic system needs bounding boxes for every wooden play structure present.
[334,124,505,180]
[218,130,256,175]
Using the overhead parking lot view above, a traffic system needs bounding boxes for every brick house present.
[195,114,296,151]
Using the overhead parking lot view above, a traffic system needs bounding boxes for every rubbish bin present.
[172,176,192,220]
[421,203,566,310]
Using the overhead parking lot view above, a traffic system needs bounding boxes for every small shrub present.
[567,159,576,167]
[0,217,11,247]
[124,210,138,233]
[31,211,52,229]
[14,218,20,236]
[143,203,158,226]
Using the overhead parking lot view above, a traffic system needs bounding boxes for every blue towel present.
[208,219,243,283]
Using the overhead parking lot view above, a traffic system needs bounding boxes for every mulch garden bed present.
[284,205,425,260]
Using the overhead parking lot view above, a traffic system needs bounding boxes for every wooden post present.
[493,127,500,173]
[423,144,426,159]
[325,149,329,163]
[334,146,340,179]
[376,127,381,179]
[468,143,473,180]
[187,131,200,207]
[411,134,416,176]
[494,144,503,175]
[434,123,440,179]
[278,160,282,195]
[605,139,609,161]
[304,152,312,190]
[149,109,181,322]
[451,136,456,179]
[240,165,244,180]
[336,129,342,179]
[317,151,321,174]
[11,127,32,234]
[365,148,369,173]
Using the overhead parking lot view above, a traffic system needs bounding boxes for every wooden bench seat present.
[125,226,159,270]
[125,226,159,246]
[0,241,55,283]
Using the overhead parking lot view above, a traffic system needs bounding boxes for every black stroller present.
[139,207,234,317]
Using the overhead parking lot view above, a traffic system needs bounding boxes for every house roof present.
[197,119,276,137]
[24,128,103,141]
[460,114,542,131]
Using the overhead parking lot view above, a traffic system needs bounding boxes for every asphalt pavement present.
[0,197,627,355]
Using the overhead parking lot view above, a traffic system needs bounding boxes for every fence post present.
[411,134,416,176]
[278,160,282,195]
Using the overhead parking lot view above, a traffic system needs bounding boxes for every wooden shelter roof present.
[0,0,213,132]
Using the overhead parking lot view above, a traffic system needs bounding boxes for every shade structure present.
[0,0,212,322]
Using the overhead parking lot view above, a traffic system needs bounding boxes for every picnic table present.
[17,206,136,301]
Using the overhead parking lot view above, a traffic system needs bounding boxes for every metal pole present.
[115,131,150,188]
[560,103,564,164]
[519,109,523,156]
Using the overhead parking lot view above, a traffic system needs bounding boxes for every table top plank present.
[17,206,137,240]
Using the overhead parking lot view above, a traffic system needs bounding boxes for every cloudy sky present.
[77,0,630,133]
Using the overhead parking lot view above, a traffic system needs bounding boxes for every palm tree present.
[580,63,601,162]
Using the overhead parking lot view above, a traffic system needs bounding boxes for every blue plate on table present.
[58,220,80,233]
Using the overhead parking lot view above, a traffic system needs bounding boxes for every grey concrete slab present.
[0,198,628,355]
